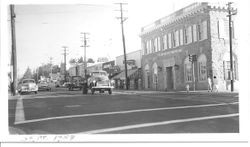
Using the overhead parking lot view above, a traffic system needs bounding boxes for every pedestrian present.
[207,76,212,92]
[213,76,219,92]
[186,84,190,93]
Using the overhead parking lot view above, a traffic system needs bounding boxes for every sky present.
[11,0,195,76]
[7,0,203,76]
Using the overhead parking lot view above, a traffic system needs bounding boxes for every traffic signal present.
[189,54,193,62]
[188,54,197,62]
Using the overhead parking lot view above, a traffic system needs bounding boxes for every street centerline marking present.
[79,113,239,134]
[14,101,238,125]
[64,105,82,108]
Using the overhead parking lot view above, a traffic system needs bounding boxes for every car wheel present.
[35,91,37,94]
[91,89,95,95]
[108,89,112,95]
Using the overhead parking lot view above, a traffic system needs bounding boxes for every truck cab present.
[88,70,113,94]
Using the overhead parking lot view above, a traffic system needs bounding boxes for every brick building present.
[140,2,238,91]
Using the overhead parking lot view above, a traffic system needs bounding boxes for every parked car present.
[38,81,51,91]
[18,79,38,94]
[62,82,71,88]
[88,70,113,94]
[68,76,84,91]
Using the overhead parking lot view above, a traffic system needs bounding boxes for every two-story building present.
[140,2,238,91]
[112,50,142,90]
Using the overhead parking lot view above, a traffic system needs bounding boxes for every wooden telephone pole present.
[115,3,128,90]
[10,5,17,95]
[227,2,237,92]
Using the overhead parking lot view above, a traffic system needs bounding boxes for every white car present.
[18,79,38,94]
[88,70,113,94]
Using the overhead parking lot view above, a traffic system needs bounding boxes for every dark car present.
[68,76,84,91]
[38,81,51,91]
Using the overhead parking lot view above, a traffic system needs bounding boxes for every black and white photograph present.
[0,0,250,146]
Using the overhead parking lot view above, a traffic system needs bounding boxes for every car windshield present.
[93,76,109,81]
[39,82,47,84]
[23,80,35,84]
[92,72,107,77]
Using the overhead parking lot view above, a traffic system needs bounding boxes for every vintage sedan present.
[18,79,38,94]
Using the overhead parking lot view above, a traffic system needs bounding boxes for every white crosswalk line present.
[14,97,25,124]
[79,113,239,134]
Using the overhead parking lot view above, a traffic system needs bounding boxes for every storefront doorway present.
[166,67,174,90]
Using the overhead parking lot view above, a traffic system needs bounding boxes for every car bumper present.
[92,86,113,90]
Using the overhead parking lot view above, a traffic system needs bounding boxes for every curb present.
[113,90,238,96]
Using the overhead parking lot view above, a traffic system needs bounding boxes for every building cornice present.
[140,2,235,37]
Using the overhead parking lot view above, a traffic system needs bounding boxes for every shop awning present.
[112,69,139,80]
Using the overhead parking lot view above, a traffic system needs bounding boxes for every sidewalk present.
[113,89,238,96]
[9,126,26,134]
[8,93,21,100]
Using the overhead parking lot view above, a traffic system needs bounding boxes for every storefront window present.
[198,54,207,81]
[223,53,238,81]
[223,61,237,80]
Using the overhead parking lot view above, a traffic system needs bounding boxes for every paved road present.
[9,88,239,134]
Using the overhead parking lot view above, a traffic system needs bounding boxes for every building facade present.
[116,50,142,70]
[113,50,142,90]
[140,2,238,91]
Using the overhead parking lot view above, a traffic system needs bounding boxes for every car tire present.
[91,89,95,95]
[35,91,37,94]
[108,89,112,95]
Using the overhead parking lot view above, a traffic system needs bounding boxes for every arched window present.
[198,54,207,81]
[144,64,150,89]
[223,53,238,80]
[184,57,192,82]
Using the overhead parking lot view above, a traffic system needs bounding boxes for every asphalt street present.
[8,88,239,134]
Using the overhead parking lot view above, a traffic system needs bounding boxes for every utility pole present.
[62,46,68,82]
[10,5,17,96]
[80,32,90,79]
[49,57,53,80]
[115,3,128,90]
[227,2,237,92]
[36,68,39,83]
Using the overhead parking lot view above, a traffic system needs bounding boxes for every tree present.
[87,58,95,63]
[22,67,33,79]
[77,57,84,63]
[52,65,60,73]
[69,58,76,64]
